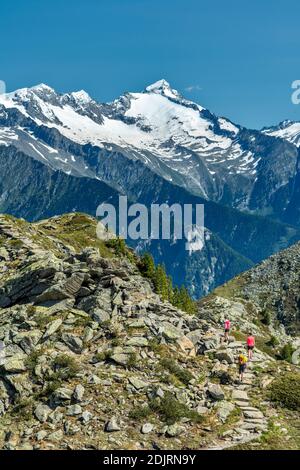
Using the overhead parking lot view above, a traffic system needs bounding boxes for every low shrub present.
[267,336,279,348]
[39,379,61,398]
[160,358,193,386]
[268,372,300,410]
[25,349,45,373]
[149,392,202,425]
[261,309,272,326]
[129,392,203,425]
[127,352,138,369]
[111,338,121,347]
[52,354,80,380]
[12,398,33,420]
[26,305,37,316]
[106,237,127,256]
[129,405,152,421]
[280,343,295,362]
[93,350,112,362]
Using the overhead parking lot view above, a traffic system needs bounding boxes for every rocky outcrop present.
[0,214,298,450]
[199,240,300,336]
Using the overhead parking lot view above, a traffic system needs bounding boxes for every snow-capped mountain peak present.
[14,83,57,101]
[1,79,293,214]
[145,79,181,100]
[30,83,55,93]
[67,90,92,105]
[262,119,300,147]
[0,80,261,199]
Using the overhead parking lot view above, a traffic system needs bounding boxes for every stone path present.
[206,337,270,450]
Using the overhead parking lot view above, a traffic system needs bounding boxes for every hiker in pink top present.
[247,333,255,360]
[224,319,231,342]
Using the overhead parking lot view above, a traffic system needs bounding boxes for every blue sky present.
[0,0,300,128]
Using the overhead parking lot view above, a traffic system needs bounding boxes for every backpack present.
[239,354,247,365]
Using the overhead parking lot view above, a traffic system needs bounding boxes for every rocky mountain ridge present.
[199,240,300,337]
[0,213,299,450]
[263,120,300,148]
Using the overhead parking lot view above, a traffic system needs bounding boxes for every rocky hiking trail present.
[205,338,273,450]
[0,214,296,450]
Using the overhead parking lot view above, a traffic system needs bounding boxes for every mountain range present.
[1,79,300,297]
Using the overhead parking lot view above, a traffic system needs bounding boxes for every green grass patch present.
[209,275,245,301]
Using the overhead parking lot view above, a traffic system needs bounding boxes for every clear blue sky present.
[1,0,300,128]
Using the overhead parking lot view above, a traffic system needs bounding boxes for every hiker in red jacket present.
[247,333,255,360]
[224,319,231,343]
